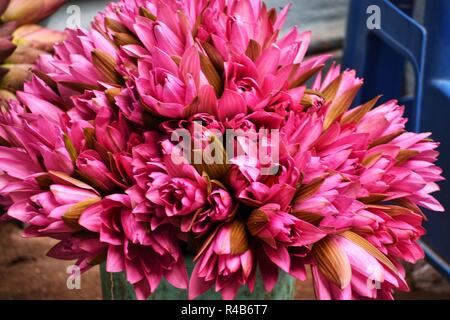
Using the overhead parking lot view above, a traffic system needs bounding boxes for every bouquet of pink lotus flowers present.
[0,0,444,300]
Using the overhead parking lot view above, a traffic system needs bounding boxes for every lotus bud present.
[139,6,156,20]
[104,17,129,34]
[76,150,117,192]
[113,32,139,46]
[92,49,123,85]
[247,208,269,237]
[1,0,65,26]
[0,88,15,100]
[0,88,16,108]
[0,37,16,62]
[0,20,17,37]
[0,63,33,91]
[61,198,101,228]
[4,45,45,64]
[0,0,10,17]
[13,24,66,52]
[104,17,138,46]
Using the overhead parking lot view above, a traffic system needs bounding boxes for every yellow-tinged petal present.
[341,95,382,125]
[92,49,123,85]
[2,0,65,26]
[193,135,229,180]
[290,64,324,89]
[245,39,262,62]
[202,42,224,73]
[291,211,323,225]
[0,88,16,100]
[362,152,382,167]
[5,45,45,65]
[200,52,223,96]
[230,219,249,255]
[105,17,129,34]
[139,6,156,20]
[382,205,417,217]
[63,134,77,163]
[312,236,352,289]
[62,198,101,228]
[396,150,420,165]
[369,131,404,148]
[294,177,326,203]
[13,24,66,52]
[49,170,98,193]
[358,193,388,204]
[394,198,425,217]
[322,73,343,102]
[247,209,269,236]
[340,231,398,274]
[0,63,33,91]
[323,83,363,130]
[113,32,139,46]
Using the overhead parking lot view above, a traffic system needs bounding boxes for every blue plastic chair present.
[343,0,426,131]
[343,0,450,279]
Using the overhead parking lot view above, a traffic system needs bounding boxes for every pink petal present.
[106,245,125,273]
[258,251,279,292]
[188,262,212,300]
[263,245,290,273]
[78,202,102,233]
[165,258,189,289]
[218,89,247,122]
[17,92,64,123]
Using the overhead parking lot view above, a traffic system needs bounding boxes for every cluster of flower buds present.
[0,0,66,101]
[0,0,444,300]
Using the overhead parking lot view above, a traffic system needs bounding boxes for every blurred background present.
[1,0,449,300]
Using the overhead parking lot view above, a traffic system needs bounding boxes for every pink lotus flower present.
[311,235,408,300]
[0,0,444,301]
[189,220,255,300]
[94,108,130,153]
[148,175,206,217]
[192,185,235,234]
[3,169,106,271]
[79,194,188,299]
[8,183,100,237]
[362,205,426,263]
[76,150,118,192]
[135,48,199,118]
[12,24,66,52]
[248,203,326,289]
[145,140,208,232]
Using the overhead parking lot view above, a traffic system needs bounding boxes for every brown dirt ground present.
[1,222,449,300]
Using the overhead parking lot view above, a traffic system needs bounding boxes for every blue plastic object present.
[419,0,450,279]
[343,0,450,279]
[343,0,426,131]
